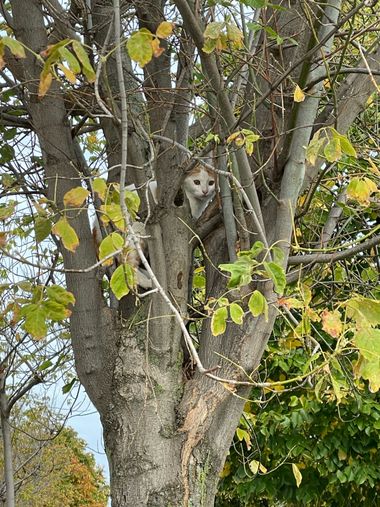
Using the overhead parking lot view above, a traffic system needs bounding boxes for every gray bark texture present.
[3,0,379,505]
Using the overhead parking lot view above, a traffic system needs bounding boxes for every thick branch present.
[174,0,266,243]
[288,234,380,266]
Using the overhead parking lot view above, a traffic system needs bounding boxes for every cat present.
[97,165,216,290]
[127,164,216,220]
[182,165,216,219]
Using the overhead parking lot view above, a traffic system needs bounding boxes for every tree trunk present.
[0,385,14,507]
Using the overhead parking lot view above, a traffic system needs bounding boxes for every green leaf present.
[99,232,124,266]
[0,201,16,221]
[38,360,53,371]
[246,21,263,33]
[219,257,252,288]
[110,264,135,300]
[204,22,224,39]
[127,29,153,67]
[93,177,107,201]
[43,299,70,321]
[100,203,125,230]
[248,290,268,318]
[338,136,356,157]
[211,306,228,336]
[46,285,75,306]
[2,36,26,58]
[20,303,48,339]
[250,241,265,258]
[330,128,357,157]
[346,297,380,327]
[62,378,76,394]
[125,190,140,219]
[272,246,285,264]
[264,261,286,294]
[243,0,267,8]
[3,128,17,141]
[58,47,81,74]
[34,216,52,243]
[193,273,205,289]
[202,38,218,54]
[71,40,95,82]
[63,186,89,207]
[52,217,79,252]
[306,131,325,165]
[354,328,380,362]
[236,428,251,449]
[324,137,342,162]
[230,303,244,325]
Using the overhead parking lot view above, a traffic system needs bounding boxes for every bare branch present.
[288,234,380,266]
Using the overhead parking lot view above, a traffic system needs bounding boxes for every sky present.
[65,387,111,505]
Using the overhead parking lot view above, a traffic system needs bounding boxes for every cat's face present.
[183,166,216,201]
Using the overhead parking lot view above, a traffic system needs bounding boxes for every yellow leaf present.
[226,131,241,144]
[294,85,305,102]
[226,23,243,47]
[249,460,259,474]
[215,34,227,52]
[236,428,251,449]
[57,63,77,84]
[249,459,267,475]
[321,309,342,338]
[292,463,302,487]
[127,29,153,67]
[156,21,173,39]
[2,36,26,58]
[52,217,79,252]
[219,461,231,478]
[347,177,378,205]
[211,306,228,336]
[338,449,347,460]
[38,70,53,99]
[98,232,124,267]
[92,178,107,201]
[151,38,165,58]
[368,158,380,176]
[63,187,90,207]
[259,462,267,473]
[100,203,125,231]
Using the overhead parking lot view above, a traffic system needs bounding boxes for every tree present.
[218,303,380,506]
[0,400,108,506]
[0,0,379,505]
[0,280,75,506]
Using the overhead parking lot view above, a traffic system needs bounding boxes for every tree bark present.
[0,379,14,507]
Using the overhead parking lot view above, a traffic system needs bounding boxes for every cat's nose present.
[202,190,208,195]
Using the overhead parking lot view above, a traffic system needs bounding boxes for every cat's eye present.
[193,180,200,185]
[209,181,214,186]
